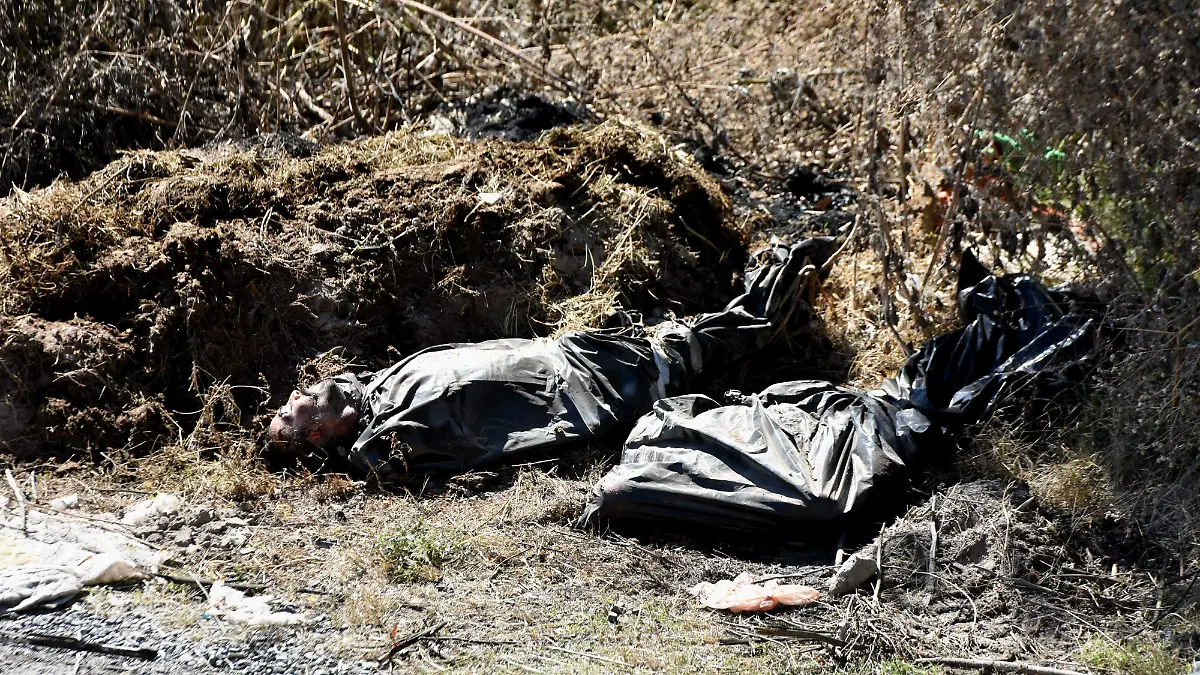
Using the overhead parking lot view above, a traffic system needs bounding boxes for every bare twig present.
[0,631,156,661]
[154,569,339,597]
[4,469,27,533]
[873,524,885,604]
[97,105,172,127]
[377,628,633,668]
[872,200,914,356]
[393,0,576,92]
[335,0,376,134]
[750,627,848,648]
[820,213,861,276]
[919,83,985,295]
[916,656,1087,675]
[381,620,447,663]
[544,645,633,668]
[295,81,334,123]
[909,570,978,631]
[928,493,939,574]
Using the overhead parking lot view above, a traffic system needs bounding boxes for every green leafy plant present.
[376,521,467,584]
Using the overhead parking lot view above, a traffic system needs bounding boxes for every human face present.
[269,379,356,449]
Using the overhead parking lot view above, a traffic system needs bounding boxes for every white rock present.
[828,545,879,596]
[50,494,79,510]
[121,493,182,526]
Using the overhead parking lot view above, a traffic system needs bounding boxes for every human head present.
[268,379,359,453]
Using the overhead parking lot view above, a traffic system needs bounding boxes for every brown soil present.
[0,120,746,461]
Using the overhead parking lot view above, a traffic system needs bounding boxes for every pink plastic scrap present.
[690,572,820,613]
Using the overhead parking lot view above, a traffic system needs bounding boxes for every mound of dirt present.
[833,480,1163,659]
[0,120,746,460]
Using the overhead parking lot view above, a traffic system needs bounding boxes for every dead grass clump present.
[130,383,279,503]
[0,120,742,464]
[131,439,279,504]
[309,474,361,504]
[1027,456,1113,521]
[487,467,598,526]
[1080,635,1187,675]
[339,584,412,631]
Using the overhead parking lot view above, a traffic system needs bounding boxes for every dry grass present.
[3,0,1199,671]
[0,119,743,464]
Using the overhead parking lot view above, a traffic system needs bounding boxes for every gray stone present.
[221,532,247,549]
[189,507,216,527]
[202,519,228,534]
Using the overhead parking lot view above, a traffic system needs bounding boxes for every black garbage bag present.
[653,236,835,383]
[881,251,1097,423]
[578,382,934,533]
[327,238,835,476]
[580,253,1098,533]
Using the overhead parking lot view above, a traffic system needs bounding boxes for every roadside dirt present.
[0,108,1191,674]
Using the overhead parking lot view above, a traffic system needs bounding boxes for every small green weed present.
[376,521,467,583]
[1081,636,1186,675]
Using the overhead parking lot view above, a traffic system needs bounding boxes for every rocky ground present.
[2,464,1184,674]
[2,602,374,675]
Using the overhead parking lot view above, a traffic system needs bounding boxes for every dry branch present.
[335,0,376,133]
[916,656,1087,675]
[0,631,157,661]
[393,0,576,92]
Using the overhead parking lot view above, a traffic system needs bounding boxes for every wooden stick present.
[544,645,633,668]
[380,620,447,663]
[873,524,885,604]
[154,569,339,597]
[752,627,847,648]
[916,656,1087,675]
[820,213,861,276]
[4,469,26,533]
[0,631,157,661]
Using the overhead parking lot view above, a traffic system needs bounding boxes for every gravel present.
[1,598,377,674]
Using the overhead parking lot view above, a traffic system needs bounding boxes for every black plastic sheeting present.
[882,252,1097,423]
[329,238,836,477]
[578,252,1098,533]
[579,382,935,533]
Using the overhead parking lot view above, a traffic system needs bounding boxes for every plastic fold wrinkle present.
[331,238,836,477]
[579,250,1096,533]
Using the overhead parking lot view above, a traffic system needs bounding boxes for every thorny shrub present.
[868,0,1200,558]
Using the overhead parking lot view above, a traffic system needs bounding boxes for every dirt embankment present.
[0,120,746,461]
